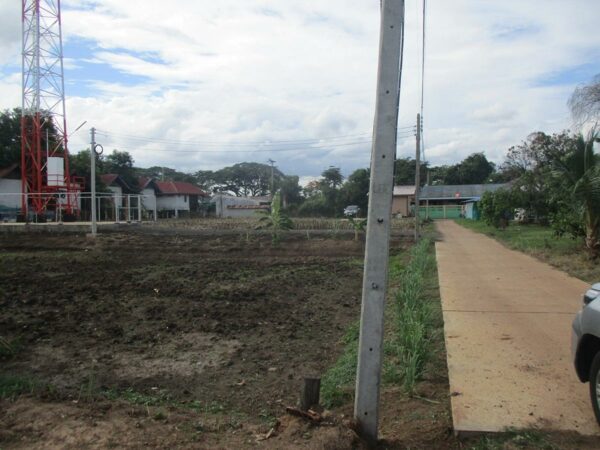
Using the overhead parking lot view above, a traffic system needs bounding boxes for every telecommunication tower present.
[21,0,81,220]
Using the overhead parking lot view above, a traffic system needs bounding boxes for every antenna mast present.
[21,0,80,220]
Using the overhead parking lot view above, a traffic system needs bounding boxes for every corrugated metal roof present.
[420,183,508,200]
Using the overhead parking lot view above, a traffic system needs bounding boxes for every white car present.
[572,282,600,426]
[343,205,360,217]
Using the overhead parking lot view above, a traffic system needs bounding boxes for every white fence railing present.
[0,192,157,223]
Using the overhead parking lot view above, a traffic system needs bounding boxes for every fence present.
[416,205,462,220]
[0,192,157,223]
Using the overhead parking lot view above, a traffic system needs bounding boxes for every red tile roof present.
[155,181,207,196]
[100,173,119,186]
[138,176,152,189]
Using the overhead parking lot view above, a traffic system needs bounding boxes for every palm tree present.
[553,130,600,254]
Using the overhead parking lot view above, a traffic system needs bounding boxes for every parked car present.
[343,205,360,217]
[572,282,600,426]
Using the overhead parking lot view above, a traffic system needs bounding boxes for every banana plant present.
[348,216,367,241]
[256,191,293,244]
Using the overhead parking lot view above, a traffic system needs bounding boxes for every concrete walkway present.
[436,221,599,435]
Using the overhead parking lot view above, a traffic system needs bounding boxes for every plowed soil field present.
[0,232,373,448]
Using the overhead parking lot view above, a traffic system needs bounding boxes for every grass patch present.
[321,322,360,407]
[101,387,236,417]
[455,219,600,282]
[468,429,559,450]
[387,239,438,392]
[0,336,23,359]
[322,238,444,406]
[0,374,42,399]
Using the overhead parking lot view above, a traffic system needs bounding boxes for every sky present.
[0,0,599,182]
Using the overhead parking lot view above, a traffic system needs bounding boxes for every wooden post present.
[354,0,405,443]
[300,377,321,411]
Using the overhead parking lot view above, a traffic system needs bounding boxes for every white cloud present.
[1,0,599,177]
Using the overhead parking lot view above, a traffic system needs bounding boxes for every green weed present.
[390,239,436,392]
[0,336,22,359]
[468,430,559,450]
[0,374,39,399]
[320,332,359,408]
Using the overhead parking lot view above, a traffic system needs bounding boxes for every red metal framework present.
[21,0,80,219]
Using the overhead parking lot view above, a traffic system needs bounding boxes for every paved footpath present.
[435,220,599,435]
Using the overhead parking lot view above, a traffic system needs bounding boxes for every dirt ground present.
[2,229,595,449]
[0,232,367,446]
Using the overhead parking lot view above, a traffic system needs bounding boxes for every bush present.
[480,189,514,228]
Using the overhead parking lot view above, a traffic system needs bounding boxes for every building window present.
[184,195,188,202]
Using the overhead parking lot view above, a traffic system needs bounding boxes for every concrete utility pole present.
[90,127,97,236]
[90,127,102,236]
[354,0,405,443]
[414,113,421,242]
[426,169,430,219]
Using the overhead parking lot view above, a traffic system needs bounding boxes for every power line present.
[94,133,416,155]
[95,125,416,148]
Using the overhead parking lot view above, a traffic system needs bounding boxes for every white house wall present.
[214,194,262,218]
[108,186,123,206]
[157,195,189,211]
[225,208,264,218]
[141,188,156,212]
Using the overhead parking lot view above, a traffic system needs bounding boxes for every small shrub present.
[480,189,515,228]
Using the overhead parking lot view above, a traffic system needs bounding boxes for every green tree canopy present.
[320,166,343,189]
[104,150,138,189]
[394,157,428,185]
[340,168,370,213]
[0,108,21,168]
[196,162,284,197]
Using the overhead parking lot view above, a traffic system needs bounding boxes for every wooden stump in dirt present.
[300,377,321,411]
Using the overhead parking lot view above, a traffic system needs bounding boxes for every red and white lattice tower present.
[21,0,80,219]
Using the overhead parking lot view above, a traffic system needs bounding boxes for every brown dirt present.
[0,232,376,448]
[2,229,596,449]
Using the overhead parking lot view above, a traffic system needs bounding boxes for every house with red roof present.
[100,174,208,219]
[155,180,208,218]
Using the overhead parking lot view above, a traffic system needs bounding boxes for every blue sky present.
[0,0,599,182]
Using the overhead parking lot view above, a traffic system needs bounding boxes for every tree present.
[551,130,600,254]
[500,131,574,222]
[427,153,495,185]
[276,175,302,208]
[457,153,495,184]
[340,168,370,214]
[0,109,21,168]
[394,157,428,185]
[104,150,138,189]
[198,162,284,197]
[137,166,196,184]
[69,149,108,191]
[321,167,343,189]
[480,189,514,228]
[569,74,600,128]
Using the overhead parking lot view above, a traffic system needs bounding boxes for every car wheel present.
[590,351,600,426]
